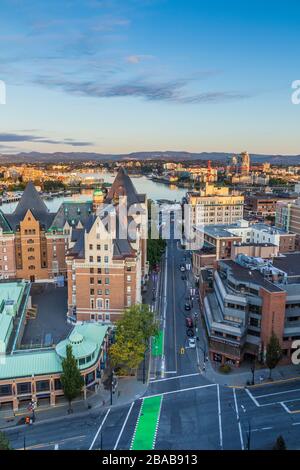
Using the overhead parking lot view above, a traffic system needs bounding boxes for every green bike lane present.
[130,395,163,450]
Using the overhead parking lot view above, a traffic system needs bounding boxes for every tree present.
[109,304,159,374]
[266,332,282,379]
[147,238,166,269]
[0,431,11,450]
[60,345,84,413]
[273,435,286,450]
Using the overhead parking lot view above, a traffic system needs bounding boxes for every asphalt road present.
[4,233,300,450]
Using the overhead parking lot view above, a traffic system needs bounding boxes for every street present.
[4,234,300,450]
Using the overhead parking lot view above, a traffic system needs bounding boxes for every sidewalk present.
[0,376,148,431]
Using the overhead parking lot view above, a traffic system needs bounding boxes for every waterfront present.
[1,174,186,213]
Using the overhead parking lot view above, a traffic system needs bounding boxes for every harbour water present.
[1,174,187,214]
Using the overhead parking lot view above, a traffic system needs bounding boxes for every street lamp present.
[250,358,256,386]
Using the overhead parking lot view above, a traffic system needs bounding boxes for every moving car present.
[185,317,194,328]
[180,264,186,272]
[184,301,191,311]
[188,338,196,348]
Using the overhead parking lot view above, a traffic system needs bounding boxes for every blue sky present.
[0,0,299,155]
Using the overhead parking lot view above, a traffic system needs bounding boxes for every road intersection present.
[4,234,300,450]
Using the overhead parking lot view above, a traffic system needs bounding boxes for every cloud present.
[35,76,250,104]
[125,54,154,64]
[0,133,93,146]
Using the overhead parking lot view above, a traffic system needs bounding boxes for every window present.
[97,244,101,250]
[97,268,102,274]
[127,286,131,293]
[105,299,110,309]
[89,244,93,250]
[90,298,95,309]
[97,278,102,284]
[105,289,110,295]
[127,275,131,281]
[97,298,103,309]
[90,268,94,274]
[97,289,102,295]
[89,256,93,262]
[97,256,101,263]
[105,267,109,274]
[90,277,94,284]
[90,288,95,295]
[29,265,35,270]
[105,277,109,285]
[127,296,131,307]
[104,244,108,251]
[104,256,109,263]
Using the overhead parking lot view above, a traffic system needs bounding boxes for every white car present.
[188,338,196,348]
[180,265,186,272]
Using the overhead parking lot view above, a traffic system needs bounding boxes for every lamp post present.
[250,358,256,386]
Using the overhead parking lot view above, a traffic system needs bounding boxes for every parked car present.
[184,301,191,311]
[180,264,186,272]
[188,338,196,348]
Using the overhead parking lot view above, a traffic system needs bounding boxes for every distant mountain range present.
[1,151,300,165]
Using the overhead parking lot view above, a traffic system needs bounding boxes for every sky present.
[0,0,300,155]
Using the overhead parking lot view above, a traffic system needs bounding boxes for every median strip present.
[131,395,163,450]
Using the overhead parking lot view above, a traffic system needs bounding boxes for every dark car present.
[184,301,191,311]
[185,317,194,328]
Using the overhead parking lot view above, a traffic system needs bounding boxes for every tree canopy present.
[60,344,84,411]
[266,332,282,378]
[109,304,159,374]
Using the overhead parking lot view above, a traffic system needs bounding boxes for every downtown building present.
[186,183,244,229]
[66,167,147,323]
[199,252,300,367]
[0,169,147,323]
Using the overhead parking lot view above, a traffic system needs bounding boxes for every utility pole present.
[110,369,113,406]
[251,359,256,386]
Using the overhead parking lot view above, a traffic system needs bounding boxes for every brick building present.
[200,253,300,367]
[66,167,147,323]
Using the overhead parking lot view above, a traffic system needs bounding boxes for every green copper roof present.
[0,323,109,380]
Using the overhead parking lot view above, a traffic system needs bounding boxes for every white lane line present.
[217,385,223,450]
[233,388,244,450]
[292,422,300,426]
[255,388,300,399]
[252,427,273,432]
[161,247,168,379]
[113,402,134,450]
[245,388,260,407]
[130,401,144,450]
[89,408,110,450]
[145,383,216,399]
[153,395,164,450]
[150,372,201,383]
[280,402,291,413]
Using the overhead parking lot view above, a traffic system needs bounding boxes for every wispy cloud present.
[35,76,250,104]
[125,54,155,64]
[0,133,93,146]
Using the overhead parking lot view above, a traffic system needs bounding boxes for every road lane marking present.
[89,408,110,450]
[113,402,134,450]
[233,388,244,450]
[17,434,86,450]
[153,395,163,449]
[245,388,260,407]
[161,247,168,378]
[255,388,300,399]
[131,395,163,450]
[150,372,201,383]
[172,245,178,372]
[217,384,223,450]
[145,383,216,399]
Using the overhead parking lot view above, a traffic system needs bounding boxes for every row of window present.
[89,255,109,263]
[89,244,109,251]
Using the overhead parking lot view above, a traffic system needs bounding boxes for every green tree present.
[61,344,84,413]
[0,431,11,450]
[109,304,159,374]
[266,332,282,379]
[147,238,166,269]
[273,435,286,450]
